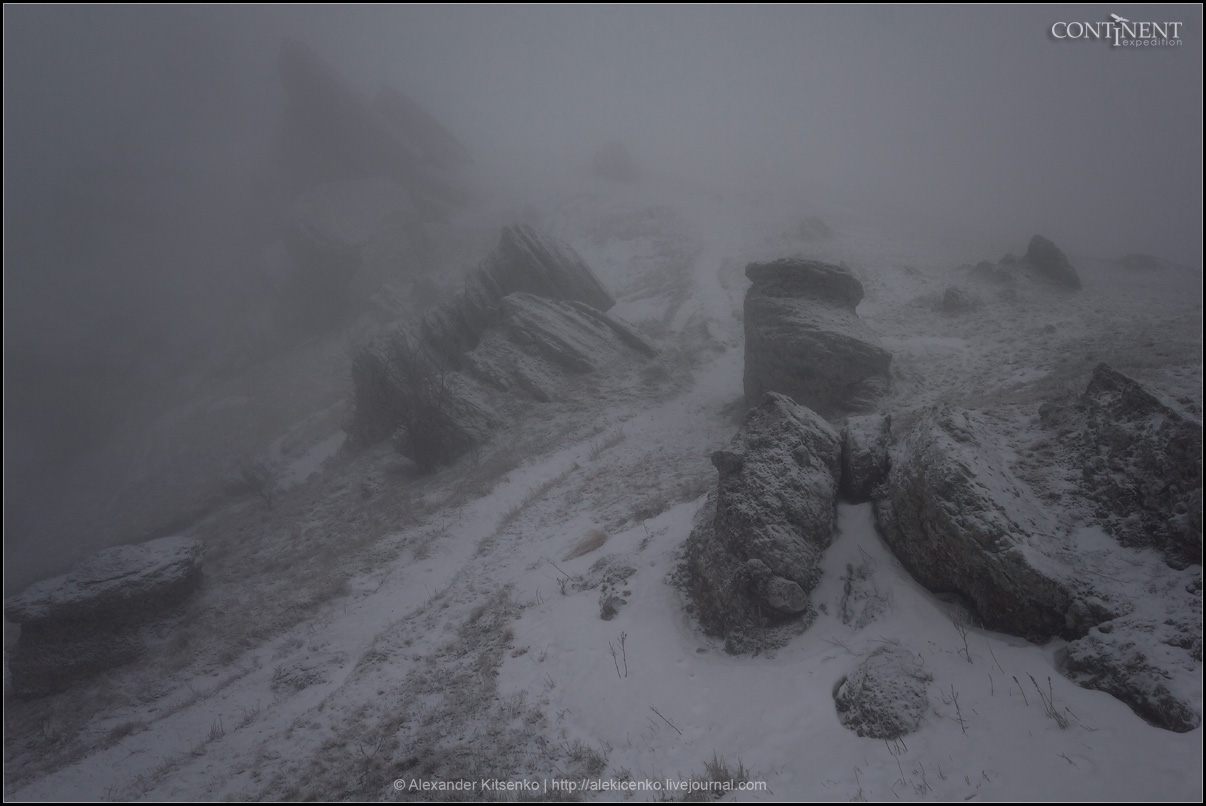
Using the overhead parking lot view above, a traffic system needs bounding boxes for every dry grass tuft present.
[563,528,609,561]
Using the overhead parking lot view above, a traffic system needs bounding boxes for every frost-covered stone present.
[1061,610,1201,733]
[420,225,616,364]
[6,535,204,697]
[1025,234,1081,289]
[840,413,890,503]
[879,403,1201,731]
[684,393,841,652]
[875,407,1077,639]
[743,258,891,419]
[834,646,932,739]
[5,536,204,625]
[1077,363,1202,568]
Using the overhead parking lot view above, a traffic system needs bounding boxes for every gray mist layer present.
[3,5,1201,589]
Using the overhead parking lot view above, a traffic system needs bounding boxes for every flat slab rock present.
[5,535,205,625]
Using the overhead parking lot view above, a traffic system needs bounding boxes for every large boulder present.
[875,407,1083,640]
[1061,603,1202,733]
[743,259,891,419]
[684,393,841,653]
[1025,234,1081,289]
[1039,363,1202,569]
[1076,364,1202,568]
[834,646,933,739]
[878,403,1201,731]
[5,535,204,696]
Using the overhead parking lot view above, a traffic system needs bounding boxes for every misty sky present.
[3,4,1202,357]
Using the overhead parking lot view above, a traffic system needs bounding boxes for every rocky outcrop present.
[275,40,465,217]
[1061,601,1202,733]
[877,400,1201,731]
[1040,363,1202,569]
[743,259,891,419]
[834,647,933,739]
[1079,364,1202,567]
[874,407,1083,640]
[5,536,204,697]
[683,393,841,653]
[420,225,616,364]
[1025,234,1081,289]
[840,414,890,503]
[349,228,652,468]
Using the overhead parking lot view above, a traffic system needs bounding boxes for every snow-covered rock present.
[834,646,933,739]
[350,227,655,469]
[1044,363,1202,569]
[743,258,891,419]
[5,536,204,697]
[420,225,617,364]
[683,393,841,653]
[840,413,891,503]
[878,403,1201,731]
[1062,599,1202,733]
[874,407,1083,640]
[6,536,204,625]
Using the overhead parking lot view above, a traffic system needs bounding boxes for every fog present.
[3,5,1201,589]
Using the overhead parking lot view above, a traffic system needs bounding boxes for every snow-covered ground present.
[4,180,1201,801]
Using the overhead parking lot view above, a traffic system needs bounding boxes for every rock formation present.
[1024,234,1081,289]
[876,394,1201,731]
[683,393,841,653]
[743,258,891,419]
[874,406,1086,640]
[5,536,204,697]
[349,227,652,469]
